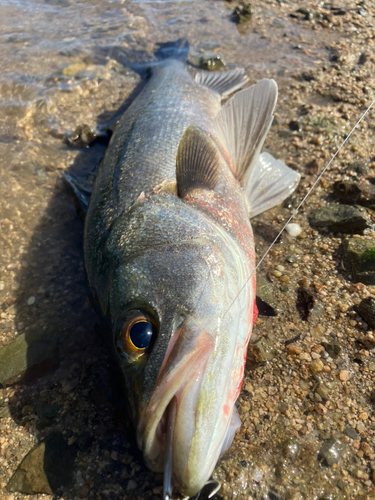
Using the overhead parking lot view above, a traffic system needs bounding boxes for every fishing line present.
[222,99,375,321]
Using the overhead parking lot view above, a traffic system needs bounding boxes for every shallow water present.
[1,0,375,499]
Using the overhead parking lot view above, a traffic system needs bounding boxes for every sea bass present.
[83,59,300,497]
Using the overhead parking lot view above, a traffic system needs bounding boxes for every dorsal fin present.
[176,125,220,198]
[195,68,249,98]
[214,79,277,186]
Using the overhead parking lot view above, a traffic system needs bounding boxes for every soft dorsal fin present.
[214,79,277,186]
[176,125,220,198]
[195,68,249,98]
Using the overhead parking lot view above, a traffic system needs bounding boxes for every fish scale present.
[109,61,219,211]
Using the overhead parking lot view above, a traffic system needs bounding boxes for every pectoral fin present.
[63,173,93,215]
[214,79,277,186]
[176,125,221,198]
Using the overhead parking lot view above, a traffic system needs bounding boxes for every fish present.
[79,55,301,498]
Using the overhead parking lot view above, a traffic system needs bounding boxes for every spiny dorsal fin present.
[214,79,277,186]
[176,125,220,198]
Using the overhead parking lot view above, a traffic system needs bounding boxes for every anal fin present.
[63,172,93,215]
[245,152,301,218]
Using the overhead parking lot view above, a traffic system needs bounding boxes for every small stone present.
[27,296,35,306]
[358,297,375,328]
[36,402,60,421]
[305,158,322,175]
[247,339,278,365]
[360,442,373,456]
[79,484,90,497]
[296,288,324,322]
[231,3,253,24]
[344,427,359,440]
[357,421,365,433]
[286,344,302,355]
[110,451,118,461]
[355,469,369,480]
[278,130,293,139]
[331,180,375,206]
[316,384,330,399]
[189,54,226,71]
[321,342,341,359]
[299,352,311,361]
[65,124,97,149]
[318,438,346,466]
[127,480,137,490]
[280,275,290,284]
[310,359,324,374]
[346,160,368,176]
[315,403,327,415]
[253,221,282,244]
[62,62,87,76]
[256,276,277,316]
[339,370,349,382]
[20,405,33,417]
[288,120,302,132]
[342,238,375,285]
[286,223,302,237]
[308,204,370,233]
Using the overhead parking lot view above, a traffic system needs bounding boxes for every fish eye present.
[116,310,157,358]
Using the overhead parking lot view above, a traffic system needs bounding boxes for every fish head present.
[106,193,255,496]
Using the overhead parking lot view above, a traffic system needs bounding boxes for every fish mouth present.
[138,319,216,497]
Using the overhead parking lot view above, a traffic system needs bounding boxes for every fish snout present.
[139,318,241,497]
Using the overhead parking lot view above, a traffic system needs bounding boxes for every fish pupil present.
[130,321,154,349]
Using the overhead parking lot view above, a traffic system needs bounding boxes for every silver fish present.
[83,58,300,497]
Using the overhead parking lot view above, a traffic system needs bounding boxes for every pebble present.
[308,204,370,233]
[27,296,35,306]
[310,359,324,374]
[127,480,137,490]
[286,223,302,237]
[316,384,330,399]
[315,403,327,415]
[286,344,302,355]
[339,370,349,382]
[342,238,375,285]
